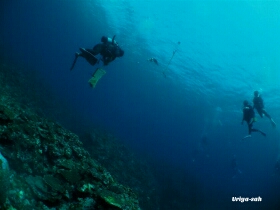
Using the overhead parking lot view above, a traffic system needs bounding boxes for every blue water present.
[1,0,280,209]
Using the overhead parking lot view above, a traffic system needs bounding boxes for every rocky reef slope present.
[0,97,141,209]
[0,62,141,209]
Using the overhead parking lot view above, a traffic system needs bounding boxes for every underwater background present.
[1,0,280,209]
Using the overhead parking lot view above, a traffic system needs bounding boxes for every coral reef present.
[0,162,10,204]
[0,63,141,209]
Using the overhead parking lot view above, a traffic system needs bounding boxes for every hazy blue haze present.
[1,0,280,209]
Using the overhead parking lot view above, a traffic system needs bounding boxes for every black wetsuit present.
[70,37,124,70]
[242,105,258,135]
[83,42,122,66]
[253,96,271,119]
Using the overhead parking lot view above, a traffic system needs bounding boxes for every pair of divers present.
[70,35,124,87]
[241,91,276,139]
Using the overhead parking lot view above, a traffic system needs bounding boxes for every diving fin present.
[70,53,79,70]
[258,130,266,136]
[80,48,98,66]
[88,68,106,88]
[271,119,276,128]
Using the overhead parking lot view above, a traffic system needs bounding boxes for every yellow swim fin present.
[88,68,106,88]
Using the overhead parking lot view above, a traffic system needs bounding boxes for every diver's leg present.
[262,110,271,119]
[263,110,276,127]
[79,48,93,58]
[257,109,263,118]
[251,128,266,136]
[92,44,103,55]
[243,122,266,138]
[78,48,99,66]
[243,122,252,139]
[248,122,253,135]
[271,118,276,127]
[259,129,266,136]
[85,49,96,55]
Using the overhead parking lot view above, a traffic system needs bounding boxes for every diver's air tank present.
[101,36,117,45]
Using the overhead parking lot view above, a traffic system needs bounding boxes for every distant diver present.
[253,90,276,127]
[147,57,159,65]
[191,134,209,162]
[70,35,124,70]
[231,155,242,179]
[241,100,266,139]
[272,157,280,176]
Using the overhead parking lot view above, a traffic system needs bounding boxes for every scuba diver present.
[191,134,209,162]
[241,100,266,139]
[231,155,242,179]
[253,91,276,127]
[272,156,280,176]
[70,35,124,70]
[147,57,159,65]
[274,159,280,175]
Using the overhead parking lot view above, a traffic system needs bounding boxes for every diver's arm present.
[102,57,110,65]
[102,56,115,66]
